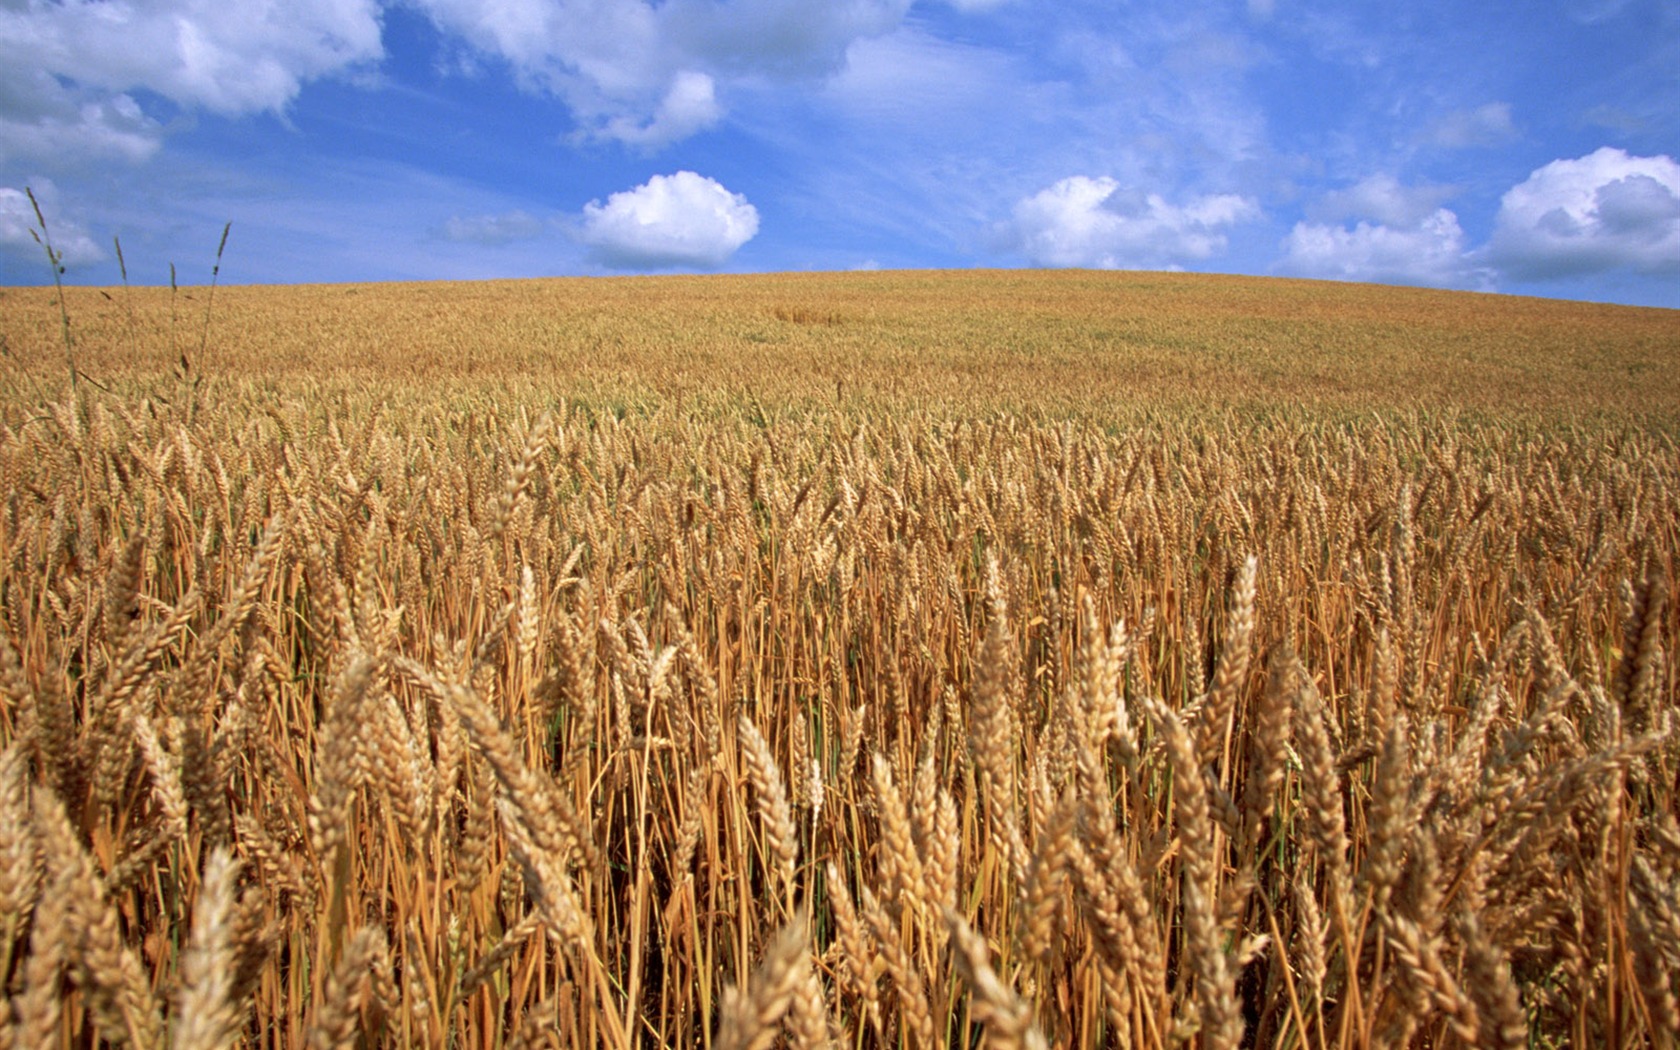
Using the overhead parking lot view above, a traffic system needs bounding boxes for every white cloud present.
[411,0,662,108]
[1006,176,1259,269]
[1280,209,1490,289]
[1309,173,1457,228]
[0,0,383,167]
[1280,174,1500,289]
[412,0,911,147]
[0,72,163,168]
[0,0,383,114]
[577,171,758,269]
[595,70,722,149]
[1427,102,1518,149]
[664,0,909,78]
[0,181,104,270]
[1485,148,1680,279]
[824,27,1016,130]
[0,0,915,161]
[441,210,546,245]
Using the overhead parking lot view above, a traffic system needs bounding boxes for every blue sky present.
[3,0,1679,307]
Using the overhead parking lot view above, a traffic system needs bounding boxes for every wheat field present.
[0,270,1678,1048]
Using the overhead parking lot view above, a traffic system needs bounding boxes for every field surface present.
[0,270,1678,1049]
[5,269,1680,420]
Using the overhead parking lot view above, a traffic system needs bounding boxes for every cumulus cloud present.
[577,171,758,269]
[410,0,662,112]
[1280,174,1499,289]
[1006,176,1259,269]
[596,70,722,150]
[0,0,914,161]
[1280,210,1490,289]
[7,0,384,114]
[441,210,546,245]
[0,72,163,168]
[0,0,383,167]
[412,0,910,146]
[0,182,104,269]
[1484,147,1680,279]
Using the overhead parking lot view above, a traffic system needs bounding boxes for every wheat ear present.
[714,910,810,1050]
[173,848,246,1050]
[946,907,1048,1050]
[739,714,799,892]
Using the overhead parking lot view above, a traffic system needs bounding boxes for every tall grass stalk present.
[23,186,75,391]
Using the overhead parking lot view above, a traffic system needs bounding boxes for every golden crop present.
[4,269,1679,421]
[0,270,1677,1048]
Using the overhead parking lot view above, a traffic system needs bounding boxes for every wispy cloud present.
[1426,102,1518,149]
[441,209,546,245]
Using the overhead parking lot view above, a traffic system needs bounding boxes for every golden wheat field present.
[0,269,1678,1049]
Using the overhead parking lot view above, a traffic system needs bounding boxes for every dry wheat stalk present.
[1017,786,1078,963]
[1454,905,1529,1050]
[306,927,390,1050]
[1146,695,1241,1050]
[971,560,1027,881]
[32,789,163,1049]
[860,882,935,1047]
[455,912,545,1001]
[0,316,1677,1050]
[738,713,799,892]
[787,942,832,1050]
[0,745,39,931]
[507,994,563,1050]
[11,847,71,1048]
[307,653,378,865]
[1198,554,1256,770]
[714,911,811,1050]
[436,671,601,871]
[867,751,926,915]
[824,861,881,1035]
[946,907,1048,1050]
[1360,715,1412,907]
[1628,854,1680,1045]
[172,848,245,1050]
